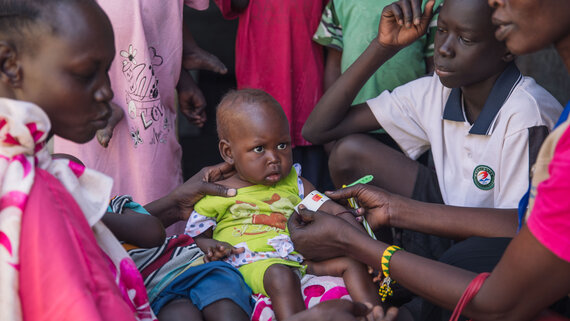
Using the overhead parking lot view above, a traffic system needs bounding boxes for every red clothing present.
[214,0,326,147]
[19,169,137,321]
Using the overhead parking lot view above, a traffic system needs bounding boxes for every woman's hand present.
[377,0,435,49]
[170,162,236,221]
[145,162,236,227]
[288,205,362,261]
[285,300,398,321]
[325,184,396,230]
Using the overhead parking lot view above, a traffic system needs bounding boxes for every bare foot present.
[97,102,124,148]
[182,47,228,74]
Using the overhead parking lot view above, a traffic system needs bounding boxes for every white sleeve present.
[366,76,442,160]
[184,210,217,237]
[495,128,531,208]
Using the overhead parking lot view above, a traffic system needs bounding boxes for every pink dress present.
[54,0,209,204]
[0,98,155,321]
[214,0,326,147]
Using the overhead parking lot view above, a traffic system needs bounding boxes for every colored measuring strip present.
[342,175,376,240]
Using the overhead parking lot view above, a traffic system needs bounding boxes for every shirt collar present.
[442,62,522,135]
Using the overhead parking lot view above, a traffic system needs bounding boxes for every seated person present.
[101,163,254,321]
[185,89,380,320]
[302,0,562,261]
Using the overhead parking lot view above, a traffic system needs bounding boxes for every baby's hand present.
[96,102,124,148]
[197,238,244,262]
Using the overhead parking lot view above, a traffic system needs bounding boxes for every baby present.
[185,89,379,320]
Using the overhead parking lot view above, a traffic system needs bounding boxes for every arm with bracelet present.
[296,178,368,234]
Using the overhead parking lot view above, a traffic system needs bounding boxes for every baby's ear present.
[218,139,234,165]
[0,41,22,88]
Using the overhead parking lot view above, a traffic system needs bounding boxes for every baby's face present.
[227,103,293,186]
[16,1,115,143]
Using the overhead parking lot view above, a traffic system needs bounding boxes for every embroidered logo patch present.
[473,165,495,190]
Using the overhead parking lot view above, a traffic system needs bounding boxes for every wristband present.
[294,190,330,212]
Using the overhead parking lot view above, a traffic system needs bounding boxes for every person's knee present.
[329,134,370,183]
[263,264,299,294]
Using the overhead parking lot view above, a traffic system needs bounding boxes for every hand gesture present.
[288,205,359,261]
[170,162,236,220]
[96,102,124,147]
[285,299,398,321]
[378,0,435,49]
[177,70,207,127]
[325,184,394,230]
[196,238,245,262]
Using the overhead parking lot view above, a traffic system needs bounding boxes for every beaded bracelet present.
[379,245,402,302]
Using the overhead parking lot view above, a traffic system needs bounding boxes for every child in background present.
[212,0,329,189]
[314,0,443,102]
[54,0,227,213]
[185,89,379,320]
[303,0,562,261]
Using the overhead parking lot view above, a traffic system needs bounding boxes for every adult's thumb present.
[200,182,237,198]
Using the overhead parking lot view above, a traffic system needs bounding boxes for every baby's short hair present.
[216,88,284,140]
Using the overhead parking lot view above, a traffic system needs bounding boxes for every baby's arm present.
[306,257,380,306]
[193,228,244,262]
[102,209,166,248]
[301,178,367,233]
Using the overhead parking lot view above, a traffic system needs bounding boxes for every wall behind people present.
[517,47,570,105]
[180,2,238,179]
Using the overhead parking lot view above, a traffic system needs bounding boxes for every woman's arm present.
[144,162,236,228]
[326,184,518,239]
[288,208,570,321]
[102,210,166,248]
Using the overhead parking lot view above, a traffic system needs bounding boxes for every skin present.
[96,102,124,147]
[285,300,398,321]
[0,1,115,143]
[289,197,570,320]
[194,95,381,319]
[103,162,237,248]
[303,0,512,144]
[0,3,241,319]
[102,161,247,321]
[302,0,519,241]
[158,298,249,321]
[288,0,570,319]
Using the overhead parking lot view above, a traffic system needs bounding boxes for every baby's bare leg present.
[157,298,203,321]
[307,257,380,306]
[202,299,249,321]
[264,264,305,320]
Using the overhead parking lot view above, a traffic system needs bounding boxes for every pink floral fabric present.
[0,98,156,321]
[251,274,351,321]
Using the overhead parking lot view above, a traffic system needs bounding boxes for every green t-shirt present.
[194,167,302,254]
[313,0,444,104]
